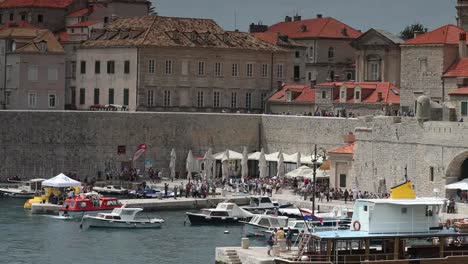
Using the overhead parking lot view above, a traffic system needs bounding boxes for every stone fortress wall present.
[1,111,467,197]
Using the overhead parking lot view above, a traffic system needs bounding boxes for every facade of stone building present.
[0,27,66,110]
[328,143,354,190]
[448,88,468,118]
[76,16,292,112]
[457,0,468,30]
[252,15,361,84]
[351,28,402,86]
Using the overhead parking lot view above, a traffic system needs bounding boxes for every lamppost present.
[311,144,327,216]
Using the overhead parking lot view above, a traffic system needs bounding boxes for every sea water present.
[0,198,264,264]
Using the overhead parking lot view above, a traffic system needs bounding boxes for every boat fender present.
[224,230,229,234]
[234,217,238,220]
[222,217,226,220]
[353,220,361,231]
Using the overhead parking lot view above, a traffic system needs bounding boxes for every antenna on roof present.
[234,10,238,31]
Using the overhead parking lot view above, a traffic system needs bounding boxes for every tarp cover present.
[42,173,81,188]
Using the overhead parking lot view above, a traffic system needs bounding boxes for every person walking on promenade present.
[267,233,275,256]
[173,185,177,200]
[164,183,168,198]
[286,227,293,251]
[344,189,349,204]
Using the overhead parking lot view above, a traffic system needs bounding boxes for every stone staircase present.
[225,249,242,264]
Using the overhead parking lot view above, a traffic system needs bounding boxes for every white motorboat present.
[186,202,253,225]
[92,185,128,195]
[241,214,289,237]
[81,207,164,229]
[241,196,280,213]
[0,178,46,198]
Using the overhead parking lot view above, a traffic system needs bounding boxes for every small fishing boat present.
[0,178,46,198]
[241,214,289,237]
[81,207,164,229]
[59,192,122,218]
[186,202,253,225]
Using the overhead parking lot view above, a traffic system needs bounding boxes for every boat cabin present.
[248,214,288,229]
[61,197,121,211]
[97,208,142,221]
[249,196,275,209]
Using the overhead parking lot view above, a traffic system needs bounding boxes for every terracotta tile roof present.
[69,20,101,28]
[403,24,465,45]
[266,17,362,39]
[0,0,74,8]
[0,27,64,53]
[448,87,468,95]
[317,81,400,104]
[444,58,468,77]
[268,84,316,103]
[83,16,285,52]
[329,143,354,154]
[67,4,105,18]
[0,21,38,30]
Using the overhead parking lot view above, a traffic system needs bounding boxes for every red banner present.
[133,144,148,161]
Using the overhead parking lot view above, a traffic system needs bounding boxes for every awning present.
[42,173,81,188]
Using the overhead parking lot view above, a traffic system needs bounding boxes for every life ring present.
[353,220,361,231]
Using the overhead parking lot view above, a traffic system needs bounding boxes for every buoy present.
[224,230,230,234]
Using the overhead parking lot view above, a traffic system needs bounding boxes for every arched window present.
[366,55,381,81]
[308,46,314,60]
[328,47,334,59]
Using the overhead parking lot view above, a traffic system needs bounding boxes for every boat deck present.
[308,228,468,240]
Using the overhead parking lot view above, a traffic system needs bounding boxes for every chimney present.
[317,14,323,18]
[249,23,268,33]
[293,15,301,21]
[460,32,467,58]
[413,31,424,38]
[285,16,292,23]
[300,24,307,32]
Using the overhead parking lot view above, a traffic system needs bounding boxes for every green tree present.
[399,23,428,41]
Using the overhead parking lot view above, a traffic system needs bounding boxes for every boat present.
[0,178,46,198]
[241,196,288,213]
[275,180,468,263]
[81,207,164,229]
[241,214,289,237]
[58,192,122,218]
[92,185,128,195]
[185,202,253,225]
[128,187,174,199]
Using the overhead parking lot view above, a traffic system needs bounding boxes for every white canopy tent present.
[186,150,194,180]
[203,148,214,179]
[241,147,249,180]
[258,149,267,178]
[445,178,468,190]
[213,150,243,160]
[285,166,329,180]
[248,151,324,164]
[169,148,176,180]
[42,173,81,188]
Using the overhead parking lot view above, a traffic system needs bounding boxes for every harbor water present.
[0,198,263,264]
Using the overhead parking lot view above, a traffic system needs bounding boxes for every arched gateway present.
[445,150,468,198]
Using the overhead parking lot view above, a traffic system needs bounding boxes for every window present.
[48,93,56,108]
[124,60,130,74]
[95,61,100,74]
[308,46,314,59]
[94,88,100,105]
[295,51,300,58]
[80,61,86,74]
[5,91,11,106]
[339,174,346,188]
[181,60,188,75]
[328,47,334,59]
[260,92,266,109]
[461,102,468,116]
[214,62,222,76]
[425,206,434,217]
[198,61,205,76]
[429,166,434,182]
[6,65,12,81]
[21,14,26,21]
[37,14,43,23]
[108,88,114,104]
[148,60,155,74]
[0,14,2,24]
[231,92,237,108]
[107,61,115,74]
[123,89,129,106]
[246,63,253,77]
[71,88,76,105]
[71,61,76,78]
[369,61,379,81]
[38,42,47,52]
[47,67,58,81]
[322,91,327,99]
[28,66,38,81]
[163,90,171,107]
[308,72,312,81]
[165,60,173,75]
[340,90,345,100]
[28,93,37,108]
[294,65,300,80]
[232,63,239,77]
[355,90,361,100]
[147,90,154,106]
[276,64,284,79]
[419,58,428,72]
[104,17,109,24]
[79,88,85,105]
[363,206,368,212]
[213,91,220,107]
[245,92,252,109]
[401,207,407,214]
[197,91,204,107]
[261,64,268,78]
[9,13,13,21]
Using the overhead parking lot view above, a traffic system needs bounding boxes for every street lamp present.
[311,144,327,216]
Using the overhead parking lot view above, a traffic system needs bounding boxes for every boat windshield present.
[210,211,229,217]
[269,218,284,227]
[261,197,272,204]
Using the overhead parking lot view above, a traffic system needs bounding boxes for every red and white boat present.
[58,192,122,218]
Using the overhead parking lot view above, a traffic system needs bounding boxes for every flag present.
[133,144,148,161]
[300,208,323,222]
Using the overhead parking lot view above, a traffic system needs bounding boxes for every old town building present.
[252,15,361,84]
[75,16,292,111]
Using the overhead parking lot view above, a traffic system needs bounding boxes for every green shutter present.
[123,89,129,106]
[462,102,468,116]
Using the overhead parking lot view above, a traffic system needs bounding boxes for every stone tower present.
[456,0,468,30]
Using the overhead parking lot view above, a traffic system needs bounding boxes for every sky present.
[152,0,458,35]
